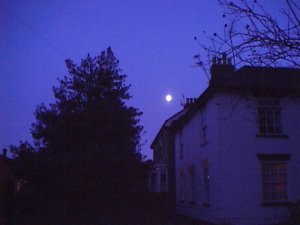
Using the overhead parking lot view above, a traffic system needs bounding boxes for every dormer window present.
[257,99,282,135]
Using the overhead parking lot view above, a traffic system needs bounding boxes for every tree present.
[195,0,300,77]
[32,47,142,154]
[11,47,145,225]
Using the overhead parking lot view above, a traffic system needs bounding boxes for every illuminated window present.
[257,99,282,135]
[201,125,207,144]
[15,179,28,193]
[258,154,290,202]
[16,181,22,193]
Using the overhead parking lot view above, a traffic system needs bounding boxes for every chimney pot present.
[222,53,227,61]
[210,54,235,80]
[212,57,217,65]
[184,97,197,109]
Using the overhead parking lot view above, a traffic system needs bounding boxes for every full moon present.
[165,94,173,102]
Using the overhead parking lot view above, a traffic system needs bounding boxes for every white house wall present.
[176,94,222,222]
[216,92,300,224]
[175,90,300,225]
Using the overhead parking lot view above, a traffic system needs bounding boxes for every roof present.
[152,65,300,141]
[150,107,190,149]
[211,66,300,92]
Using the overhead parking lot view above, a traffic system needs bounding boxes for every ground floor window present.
[188,165,196,205]
[149,171,156,192]
[202,159,210,206]
[179,169,185,203]
[160,168,167,192]
[257,154,290,202]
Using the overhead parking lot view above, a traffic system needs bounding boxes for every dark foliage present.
[10,48,147,225]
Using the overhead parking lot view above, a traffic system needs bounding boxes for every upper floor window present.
[149,171,157,193]
[160,168,168,192]
[257,99,282,135]
[157,145,167,162]
[200,108,208,145]
[179,130,183,159]
[201,124,207,145]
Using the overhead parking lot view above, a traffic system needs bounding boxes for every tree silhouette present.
[195,0,300,77]
[11,47,145,225]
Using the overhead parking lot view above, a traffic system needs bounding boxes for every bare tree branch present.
[196,0,300,78]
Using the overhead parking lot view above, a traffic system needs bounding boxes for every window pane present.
[261,160,288,201]
[257,99,282,135]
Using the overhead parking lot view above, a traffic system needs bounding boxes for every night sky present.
[0,1,283,158]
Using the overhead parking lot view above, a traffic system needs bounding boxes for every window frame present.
[179,130,183,159]
[188,165,196,205]
[202,159,210,207]
[257,98,283,136]
[200,109,208,146]
[159,167,168,192]
[179,168,185,203]
[257,154,290,205]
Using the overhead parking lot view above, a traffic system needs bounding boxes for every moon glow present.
[165,94,172,102]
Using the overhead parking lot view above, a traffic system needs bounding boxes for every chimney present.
[184,98,197,109]
[210,53,235,80]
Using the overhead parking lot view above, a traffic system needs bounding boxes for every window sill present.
[256,134,288,139]
[261,202,293,207]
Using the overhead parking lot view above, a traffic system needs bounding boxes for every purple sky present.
[0,1,284,158]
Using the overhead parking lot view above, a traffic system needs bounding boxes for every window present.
[201,125,207,145]
[257,99,282,135]
[160,168,167,192]
[15,179,27,193]
[179,169,185,203]
[161,144,167,161]
[149,171,157,192]
[202,159,210,206]
[179,130,183,159]
[261,161,287,201]
[188,165,196,205]
[258,154,290,203]
[155,144,166,162]
[200,109,208,145]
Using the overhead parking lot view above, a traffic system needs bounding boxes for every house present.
[154,57,300,225]
[149,102,196,193]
